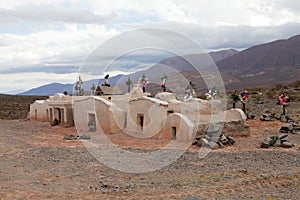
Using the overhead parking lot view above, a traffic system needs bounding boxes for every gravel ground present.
[0,119,299,200]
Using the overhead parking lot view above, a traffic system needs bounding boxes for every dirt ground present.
[0,119,299,200]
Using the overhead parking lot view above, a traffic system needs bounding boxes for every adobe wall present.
[157,113,195,143]
[73,97,125,134]
[126,98,168,138]
[29,100,49,121]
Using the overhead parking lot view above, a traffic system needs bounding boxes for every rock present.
[185,196,200,200]
[260,114,274,121]
[280,115,287,122]
[293,130,300,134]
[216,141,225,148]
[195,139,203,147]
[220,134,227,142]
[192,140,198,145]
[273,139,282,147]
[280,124,293,133]
[281,141,293,148]
[261,138,271,148]
[227,136,235,145]
[254,100,264,104]
[279,133,289,139]
[79,135,91,140]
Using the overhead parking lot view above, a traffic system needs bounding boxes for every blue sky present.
[0,0,300,93]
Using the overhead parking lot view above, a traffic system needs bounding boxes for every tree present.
[63,91,68,95]
[126,77,132,93]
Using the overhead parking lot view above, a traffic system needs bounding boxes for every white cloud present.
[0,0,300,93]
[0,24,119,72]
[0,6,116,26]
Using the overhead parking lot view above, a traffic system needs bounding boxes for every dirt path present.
[0,119,299,199]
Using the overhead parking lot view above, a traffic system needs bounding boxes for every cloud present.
[125,21,300,50]
[0,24,119,74]
[0,6,116,26]
[1,0,300,93]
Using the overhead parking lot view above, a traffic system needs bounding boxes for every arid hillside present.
[0,94,47,120]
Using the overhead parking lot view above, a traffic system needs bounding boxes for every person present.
[240,90,249,114]
[240,90,249,102]
[277,93,289,105]
[277,93,290,115]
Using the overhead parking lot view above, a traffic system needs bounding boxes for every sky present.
[0,0,300,94]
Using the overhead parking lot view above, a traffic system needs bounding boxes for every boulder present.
[261,138,271,148]
[279,133,289,140]
[273,139,282,147]
[281,141,293,148]
[79,135,91,140]
[279,124,293,133]
[280,115,287,122]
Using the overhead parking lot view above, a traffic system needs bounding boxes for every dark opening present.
[54,108,62,124]
[172,127,177,140]
[34,109,37,120]
[137,114,144,130]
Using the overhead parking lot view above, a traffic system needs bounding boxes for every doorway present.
[137,114,144,130]
[172,127,177,140]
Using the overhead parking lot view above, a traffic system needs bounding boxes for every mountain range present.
[19,34,300,96]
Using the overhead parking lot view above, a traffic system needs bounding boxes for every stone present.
[216,141,225,148]
[273,139,282,147]
[185,196,200,200]
[279,133,289,139]
[79,135,91,140]
[63,135,76,140]
[280,115,287,122]
[195,139,203,147]
[281,141,293,148]
[280,124,293,133]
[261,138,271,148]
[260,114,273,121]
[227,136,235,145]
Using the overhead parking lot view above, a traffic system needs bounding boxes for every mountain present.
[216,34,300,89]
[158,49,238,72]
[19,83,73,96]
[18,74,124,96]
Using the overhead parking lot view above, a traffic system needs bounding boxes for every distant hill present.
[19,83,73,96]
[18,75,124,96]
[216,34,300,89]
[158,49,238,72]
[177,35,300,91]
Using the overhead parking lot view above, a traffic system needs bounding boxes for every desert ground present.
[0,85,300,200]
[0,118,299,200]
